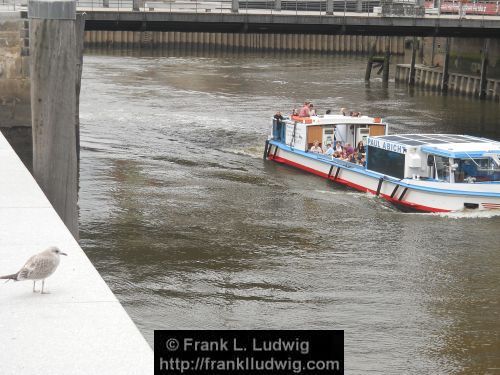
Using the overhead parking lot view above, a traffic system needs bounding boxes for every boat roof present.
[372,134,500,158]
[287,114,384,126]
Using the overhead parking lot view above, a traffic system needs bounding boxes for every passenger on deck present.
[335,141,343,153]
[339,151,349,161]
[345,143,355,156]
[274,111,284,124]
[299,102,310,117]
[309,103,316,116]
[340,108,347,116]
[292,108,299,116]
[273,111,284,140]
[309,140,323,154]
[356,141,365,154]
[325,109,331,115]
[325,143,334,156]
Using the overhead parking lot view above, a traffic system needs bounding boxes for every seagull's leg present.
[41,280,50,294]
[33,281,36,293]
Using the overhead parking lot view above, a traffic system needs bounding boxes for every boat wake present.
[432,210,500,219]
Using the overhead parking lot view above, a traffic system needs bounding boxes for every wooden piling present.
[479,39,489,100]
[29,0,79,239]
[441,37,451,93]
[365,37,377,81]
[409,36,417,87]
[382,36,390,84]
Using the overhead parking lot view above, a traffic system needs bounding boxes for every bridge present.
[73,0,500,37]
[81,10,500,37]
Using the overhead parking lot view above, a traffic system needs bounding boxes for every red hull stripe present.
[270,155,450,213]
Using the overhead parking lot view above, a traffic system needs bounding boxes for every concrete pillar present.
[441,37,451,93]
[326,0,333,15]
[232,0,239,13]
[28,0,79,238]
[103,0,109,7]
[275,0,281,11]
[479,39,489,100]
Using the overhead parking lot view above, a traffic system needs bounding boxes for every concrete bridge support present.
[29,0,82,239]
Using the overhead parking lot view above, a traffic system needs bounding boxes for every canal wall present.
[395,64,500,101]
[84,31,407,55]
[0,12,31,169]
[421,37,500,78]
[0,131,153,374]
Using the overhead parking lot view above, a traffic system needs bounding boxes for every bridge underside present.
[80,12,500,38]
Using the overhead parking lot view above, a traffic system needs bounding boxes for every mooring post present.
[479,39,489,100]
[365,37,377,81]
[29,0,80,239]
[232,0,239,13]
[441,37,451,93]
[326,0,333,14]
[408,36,417,87]
[382,37,390,84]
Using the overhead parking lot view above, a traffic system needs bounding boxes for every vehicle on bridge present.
[265,113,500,212]
[425,0,500,15]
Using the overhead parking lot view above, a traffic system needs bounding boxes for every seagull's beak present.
[60,252,68,256]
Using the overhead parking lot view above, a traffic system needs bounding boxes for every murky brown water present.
[78,50,500,374]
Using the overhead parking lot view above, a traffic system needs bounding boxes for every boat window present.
[367,146,405,179]
[434,156,450,182]
[453,157,500,182]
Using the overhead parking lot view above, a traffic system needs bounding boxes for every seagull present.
[0,246,67,294]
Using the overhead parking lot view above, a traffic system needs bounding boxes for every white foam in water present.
[433,210,500,219]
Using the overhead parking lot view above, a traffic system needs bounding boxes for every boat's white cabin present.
[366,134,500,183]
[272,114,388,152]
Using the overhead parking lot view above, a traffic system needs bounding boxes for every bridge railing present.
[73,0,399,15]
[0,0,21,11]
[2,0,497,17]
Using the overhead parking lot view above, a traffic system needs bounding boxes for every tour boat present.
[264,114,500,212]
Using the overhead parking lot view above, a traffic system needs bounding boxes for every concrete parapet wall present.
[0,13,31,168]
[395,64,500,102]
[84,30,406,55]
[0,131,153,374]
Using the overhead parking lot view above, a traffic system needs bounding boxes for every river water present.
[78,50,500,374]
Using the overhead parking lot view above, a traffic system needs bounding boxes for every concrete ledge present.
[0,133,153,374]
